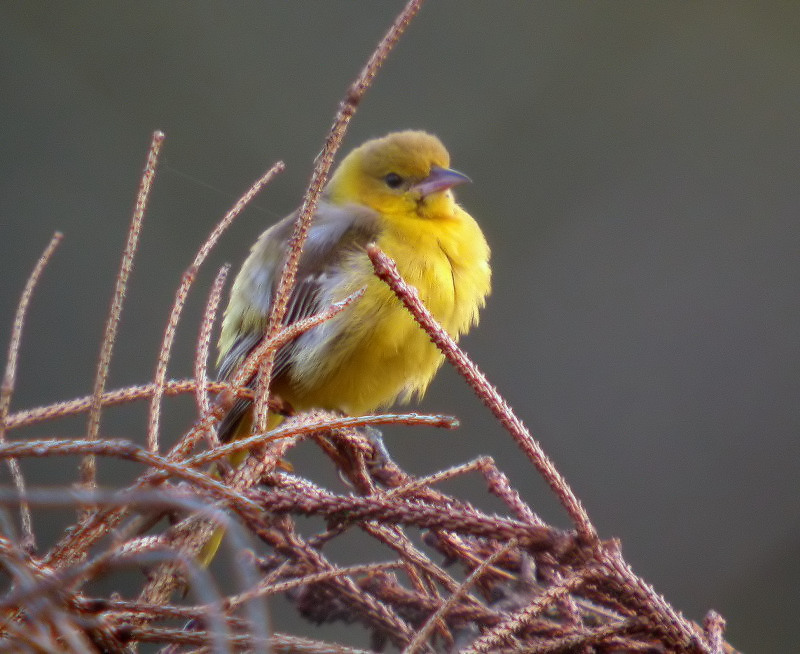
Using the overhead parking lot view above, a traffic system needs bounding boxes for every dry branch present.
[0,231,63,554]
[83,131,165,491]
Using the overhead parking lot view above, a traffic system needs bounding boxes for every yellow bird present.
[216,130,491,435]
[200,131,490,565]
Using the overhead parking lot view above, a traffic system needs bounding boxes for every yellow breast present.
[282,205,490,415]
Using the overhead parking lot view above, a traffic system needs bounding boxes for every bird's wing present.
[216,201,379,440]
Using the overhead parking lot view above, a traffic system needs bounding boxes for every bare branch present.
[195,265,230,448]
[146,161,285,453]
[0,230,63,553]
[367,244,598,544]
[83,130,165,493]
[253,0,426,434]
[467,565,598,652]
[405,540,517,654]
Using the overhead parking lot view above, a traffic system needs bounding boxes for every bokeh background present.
[2,3,798,651]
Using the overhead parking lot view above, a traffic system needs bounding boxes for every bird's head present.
[326,130,470,220]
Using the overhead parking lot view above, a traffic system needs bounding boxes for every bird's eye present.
[384,173,404,189]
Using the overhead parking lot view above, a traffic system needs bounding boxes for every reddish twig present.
[194,265,229,448]
[227,561,405,612]
[83,130,165,491]
[180,411,456,471]
[0,231,63,553]
[146,161,285,453]
[404,539,518,654]
[4,379,244,431]
[3,287,363,433]
[252,0,426,435]
[367,244,598,544]
[601,547,711,653]
[704,610,726,654]
[246,486,562,551]
[0,3,745,652]
[468,565,599,652]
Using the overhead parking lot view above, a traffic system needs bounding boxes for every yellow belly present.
[281,208,490,415]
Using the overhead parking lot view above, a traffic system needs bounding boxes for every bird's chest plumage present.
[283,211,488,415]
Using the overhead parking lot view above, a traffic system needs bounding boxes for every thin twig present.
[367,244,598,544]
[4,286,364,433]
[602,547,710,653]
[0,488,263,636]
[227,561,405,611]
[245,487,560,550]
[704,610,726,654]
[467,565,598,653]
[404,539,518,654]
[0,440,262,516]
[252,0,426,434]
[0,3,745,652]
[270,519,417,649]
[0,231,63,553]
[269,473,479,597]
[146,161,285,453]
[127,628,373,653]
[39,389,413,572]
[5,379,244,431]
[83,131,164,489]
[195,265,229,447]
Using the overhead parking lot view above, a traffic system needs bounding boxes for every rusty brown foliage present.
[0,2,739,652]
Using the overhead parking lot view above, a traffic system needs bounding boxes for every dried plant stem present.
[83,131,164,490]
[133,415,451,606]
[368,244,597,544]
[270,473,481,598]
[146,161,285,454]
[602,548,710,652]
[0,231,63,553]
[253,0,426,435]
[6,379,239,431]
[246,487,560,550]
[468,565,599,652]
[0,3,744,651]
[128,628,372,653]
[266,633,374,654]
[704,610,726,654]
[273,521,416,648]
[5,287,362,433]
[136,417,303,606]
[38,308,381,571]
[195,265,230,446]
[180,411,456,471]
[1,488,260,602]
[0,439,261,513]
[404,539,518,654]
[228,561,404,612]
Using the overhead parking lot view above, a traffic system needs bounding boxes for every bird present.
[204,130,491,562]
[218,130,490,428]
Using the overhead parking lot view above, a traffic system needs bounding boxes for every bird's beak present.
[413,165,471,197]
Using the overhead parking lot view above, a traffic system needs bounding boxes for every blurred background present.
[1,2,798,651]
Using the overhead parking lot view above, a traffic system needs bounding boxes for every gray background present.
[1,3,798,651]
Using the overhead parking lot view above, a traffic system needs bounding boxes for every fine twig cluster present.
[0,1,739,652]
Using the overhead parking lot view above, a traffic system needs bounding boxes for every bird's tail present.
[198,411,285,568]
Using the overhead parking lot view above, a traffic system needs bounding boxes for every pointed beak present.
[413,165,471,197]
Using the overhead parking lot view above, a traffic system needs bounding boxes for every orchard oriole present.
[205,131,490,563]
[218,130,490,427]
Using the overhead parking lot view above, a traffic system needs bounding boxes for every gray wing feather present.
[216,201,379,442]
